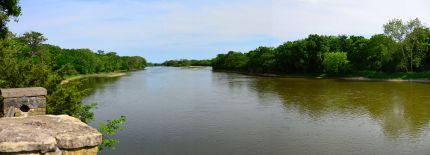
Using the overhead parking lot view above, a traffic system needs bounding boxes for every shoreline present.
[212,69,430,83]
[61,72,128,84]
[338,77,430,83]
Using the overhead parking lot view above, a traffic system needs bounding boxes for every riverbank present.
[213,70,430,83]
[61,72,128,84]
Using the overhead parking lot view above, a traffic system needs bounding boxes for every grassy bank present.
[61,72,128,84]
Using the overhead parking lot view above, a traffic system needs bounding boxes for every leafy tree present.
[342,36,368,70]
[274,41,295,72]
[99,116,127,151]
[384,18,425,71]
[246,47,276,73]
[212,51,249,71]
[322,52,349,73]
[0,0,21,38]
[303,35,330,72]
[97,50,105,55]
[17,31,47,56]
[403,27,430,71]
[46,82,96,123]
[365,34,397,71]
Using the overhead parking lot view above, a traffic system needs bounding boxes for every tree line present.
[212,18,430,74]
[161,59,211,67]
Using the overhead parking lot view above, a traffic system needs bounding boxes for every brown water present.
[83,67,430,155]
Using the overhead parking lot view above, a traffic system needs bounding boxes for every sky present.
[8,0,430,63]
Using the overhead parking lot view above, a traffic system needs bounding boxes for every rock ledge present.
[0,115,102,154]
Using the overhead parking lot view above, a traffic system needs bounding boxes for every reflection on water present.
[80,77,122,95]
[251,78,430,139]
[84,67,430,155]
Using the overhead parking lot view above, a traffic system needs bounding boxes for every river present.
[83,67,430,155]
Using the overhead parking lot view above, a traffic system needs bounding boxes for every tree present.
[365,34,397,71]
[247,46,276,73]
[322,52,349,73]
[17,31,47,56]
[99,116,127,151]
[0,0,21,38]
[212,51,249,71]
[97,50,105,55]
[404,27,430,71]
[304,34,330,72]
[384,18,425,71]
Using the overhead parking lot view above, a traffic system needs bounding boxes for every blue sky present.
[8,0,430,63]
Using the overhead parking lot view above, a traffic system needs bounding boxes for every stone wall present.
[0,115,102,155]
[0,87,47,117]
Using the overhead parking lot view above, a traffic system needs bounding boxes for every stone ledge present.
[0,87,47,98]
[0,115,102,154]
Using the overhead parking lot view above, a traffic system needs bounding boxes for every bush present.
[322,52,349,73]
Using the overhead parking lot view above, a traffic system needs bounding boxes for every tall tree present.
[0,0,21,38]
[383,18,425,71]
[17,31,47,56]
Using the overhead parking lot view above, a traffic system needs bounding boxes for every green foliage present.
[383,18,429,72]
[322,52,349,73]
[162,59,211,67]
[364,34,397,71]
[0,0,21,38]
[16,31,47,56]
[0,38,60,89]
[99,116,127,151]
[212,51,248,71]
[120,56,148,71]
[46,81,96,123]
[247,47,276,73]
[51,49,147,75]
[212,18,430,75]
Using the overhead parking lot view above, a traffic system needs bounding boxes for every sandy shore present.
[339,77,430,83]
[61,72,127,84]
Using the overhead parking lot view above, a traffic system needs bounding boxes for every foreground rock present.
[0,115,102,155]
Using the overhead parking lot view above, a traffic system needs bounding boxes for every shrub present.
[322,52,349,73]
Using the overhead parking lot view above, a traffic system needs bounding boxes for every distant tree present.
[97,50,105,55]
[162,59,210,67]
[0,0,21,38]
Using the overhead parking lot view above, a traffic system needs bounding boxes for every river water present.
[83,67,430,155]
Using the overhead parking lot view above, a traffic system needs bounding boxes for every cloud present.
[272,0,430,39]
[8,0,430,62]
